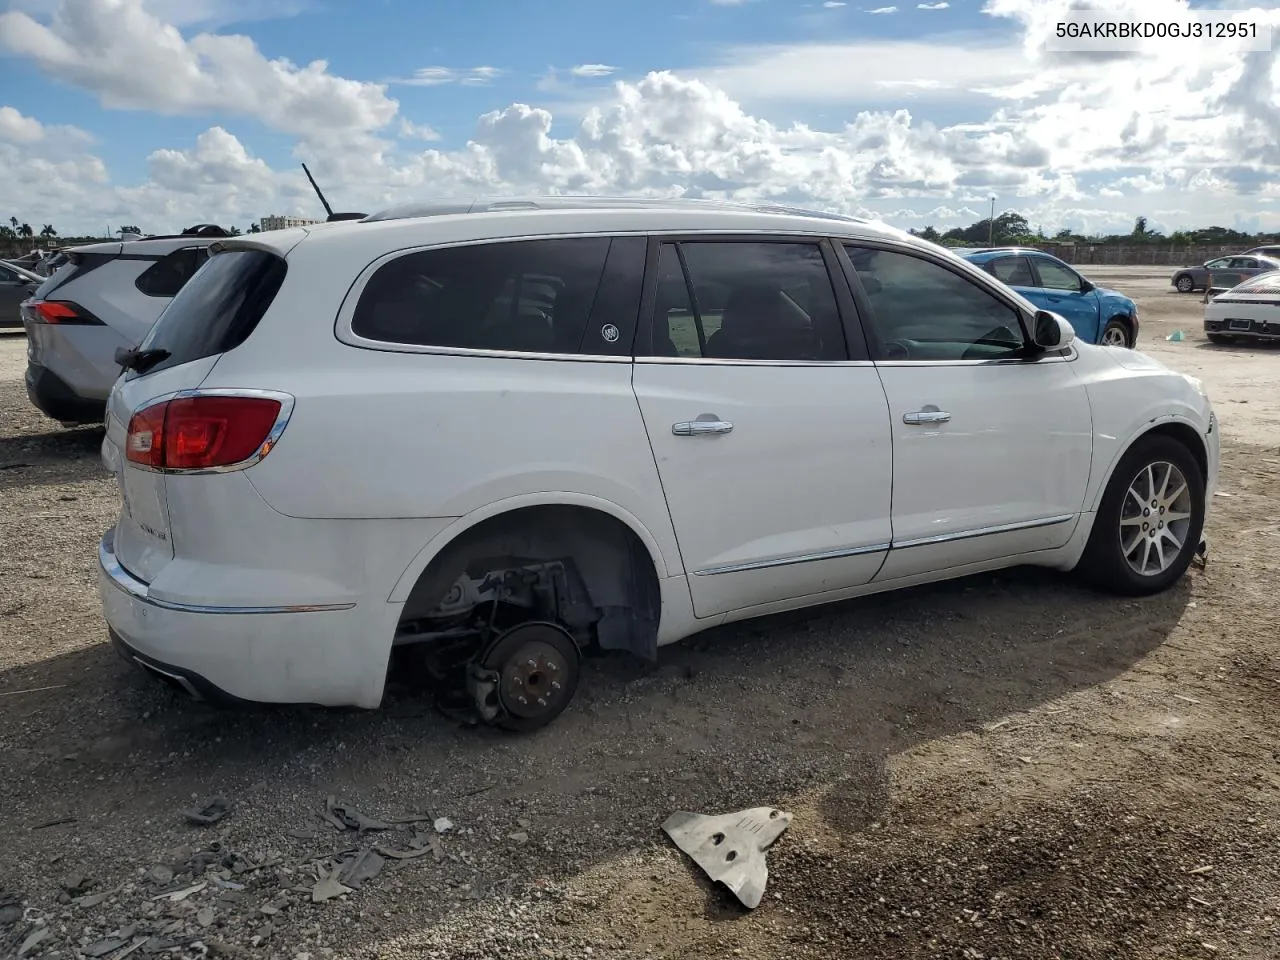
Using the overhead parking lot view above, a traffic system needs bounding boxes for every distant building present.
[259,214,321,232]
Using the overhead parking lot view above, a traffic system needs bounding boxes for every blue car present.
[955,247,1138,348]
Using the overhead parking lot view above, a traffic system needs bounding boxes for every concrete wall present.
[1023,244,1262,266]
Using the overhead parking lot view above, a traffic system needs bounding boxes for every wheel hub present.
[500,641,571,719]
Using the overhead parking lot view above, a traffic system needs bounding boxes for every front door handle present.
[903,410,951,426]
[673,414,734,437]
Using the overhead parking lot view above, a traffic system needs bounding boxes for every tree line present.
[2,216,264,246]
[910,213,1280,248]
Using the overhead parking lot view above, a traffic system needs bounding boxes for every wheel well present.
[400,504,662,660]
[1141,422,1208,481]
[1104,313,1135,338]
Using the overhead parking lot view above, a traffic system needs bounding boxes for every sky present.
[0,0,1277,239]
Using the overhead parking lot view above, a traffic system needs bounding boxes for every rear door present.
[103,247,288,582]
[632,236,893,619]
[0,263,35,324]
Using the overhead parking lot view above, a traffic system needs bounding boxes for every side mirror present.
[1079,278,1094,294]
[114,346,138,368]
[1032,310,1075,351]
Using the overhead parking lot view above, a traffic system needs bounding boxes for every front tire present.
[1175,275,1195,293]
[1100,318,1131,347]
[1077,435,1205,596]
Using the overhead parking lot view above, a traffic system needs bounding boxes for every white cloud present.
[571,64,617,78]
[391,66,502,87]
[0,105,48,144]
[0,0,398,149]
[823,2,847,8]
[867,6,898,13]
[918,2,949,8]
[398,118,441,141]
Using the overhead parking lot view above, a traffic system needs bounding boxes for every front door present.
[1028,256,1101,343]
[632,237,893,619]
[838,243,1093,582]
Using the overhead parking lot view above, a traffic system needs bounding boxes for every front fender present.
[1086,410,1210,513]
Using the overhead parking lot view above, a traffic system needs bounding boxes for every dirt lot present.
[2,267,1278,960]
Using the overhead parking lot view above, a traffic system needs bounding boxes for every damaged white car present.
[98,197,1218,730]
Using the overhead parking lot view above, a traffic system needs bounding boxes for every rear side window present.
[351,237,615,355]
[131,249,286,378]
[135,246,211,297]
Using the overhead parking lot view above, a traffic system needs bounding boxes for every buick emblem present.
[601,323,620,343]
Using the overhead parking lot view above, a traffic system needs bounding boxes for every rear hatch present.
[103,245,290,583]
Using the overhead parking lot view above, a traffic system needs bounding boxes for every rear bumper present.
[1204,317,1280,339]
[25,363,106,425]
[97,528,387,708]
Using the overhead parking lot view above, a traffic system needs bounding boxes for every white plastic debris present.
[662,806,793,909]
[433,817,454,834]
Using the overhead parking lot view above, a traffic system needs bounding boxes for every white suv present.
[22,225,231,425]
[97,197,1218,730]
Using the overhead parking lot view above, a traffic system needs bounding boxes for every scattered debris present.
[433,817,454,835]
[508,831,530,845]
[183,796,232,827]
[0,892,22,926]
[323,796,391,833]
[197,907,216,927]
[310,867,352,904]
[74,886,124,909]
[662,806,793,909]
[147,865,175,885]
[286,829,317,841]
[375,837,437,861]
[151,881,207,902]
[337,848,385,890]
[1174,694,1202,704]
[1188,865,1215,875]
[0,684,66,698]
[85,937,130,958]
[17,927,52,958]
[31,816,76,830]
[1166,330,1185,341]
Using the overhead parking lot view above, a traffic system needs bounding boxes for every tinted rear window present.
[130,249,286,378]
[350,237,613,355]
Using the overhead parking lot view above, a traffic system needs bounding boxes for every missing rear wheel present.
[475,621,581,732]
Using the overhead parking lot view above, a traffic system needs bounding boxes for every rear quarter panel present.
[195,233,684,581]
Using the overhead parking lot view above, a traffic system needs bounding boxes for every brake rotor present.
[479,621,580,730]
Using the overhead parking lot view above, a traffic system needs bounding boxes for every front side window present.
[844,245,1025,362]
[135,246,211,297]
[1205,258,1228,269]
[351,237,616,354]
[1033,258,1083,292]
[647,240,846,362]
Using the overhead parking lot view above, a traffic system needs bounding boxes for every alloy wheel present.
[1118,461,1193,576]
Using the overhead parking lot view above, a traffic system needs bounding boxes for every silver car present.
[1171,254,1280,293]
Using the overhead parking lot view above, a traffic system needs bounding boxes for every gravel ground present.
[2,268,1279,959]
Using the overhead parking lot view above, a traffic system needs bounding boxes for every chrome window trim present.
[123,387,295,476]
[99,530,355,615]
[635,357,876,368]
[873,342,1079,367]
[334,228,839,359]
[694,541,891,577]
[892,513,1075,550]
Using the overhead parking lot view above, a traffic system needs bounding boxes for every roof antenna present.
[301,163,366,223]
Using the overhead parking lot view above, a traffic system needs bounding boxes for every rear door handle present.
[903,410,951,425]
[673,414,734,437]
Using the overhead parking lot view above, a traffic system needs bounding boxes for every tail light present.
[125,394,289,472]
[25,299,105,325]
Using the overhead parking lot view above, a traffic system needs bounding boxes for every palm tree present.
[19,223,33,240]
[40,224,57,239]
[8,216,18,232]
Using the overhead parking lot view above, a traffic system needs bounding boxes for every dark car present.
[1171,255,1280,293]
[0,260,42,328]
